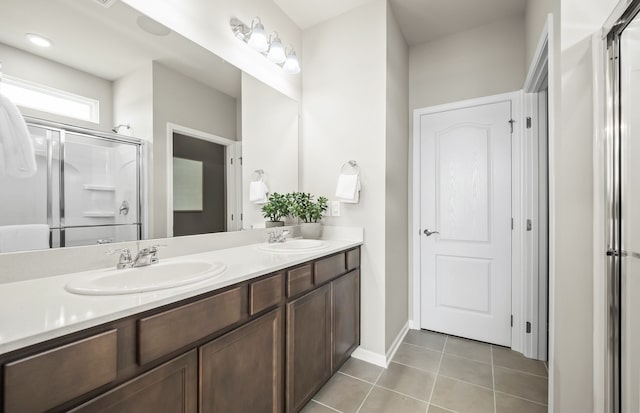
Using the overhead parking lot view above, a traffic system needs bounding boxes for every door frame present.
[410,90,524,352]
[522,15,552,362]
[166,122,242,236]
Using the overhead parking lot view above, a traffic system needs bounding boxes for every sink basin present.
[258,239,329,253]
[65,261,226,295]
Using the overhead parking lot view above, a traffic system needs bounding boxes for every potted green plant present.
[261,193,290,228]
[289,192,328,239]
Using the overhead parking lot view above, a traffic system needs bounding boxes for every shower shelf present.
[83,211,116,218]
[83,184,116,191]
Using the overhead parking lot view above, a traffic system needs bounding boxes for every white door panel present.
[420,102,512,346]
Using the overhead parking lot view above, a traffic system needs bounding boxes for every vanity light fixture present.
[266,33,287,64]
[230,17,300,74]
[247,18,268,52]
[282,48,300,75]
[25,33,52,48]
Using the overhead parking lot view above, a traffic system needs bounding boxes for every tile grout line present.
[309,400,343,413]
[426,335,448,413]
[429,402,458,413]
[491,345,497,413]
[354,365,384,413]
[374,383,433,404]
[493,364,549,379]
[402,341,447,354]
[494,390,549,407]
[337,370,378,386]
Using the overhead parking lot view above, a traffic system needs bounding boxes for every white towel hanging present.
[335,161,361,204]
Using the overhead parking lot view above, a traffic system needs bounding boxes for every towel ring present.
[340,160,359,175]
[251,169,265,180]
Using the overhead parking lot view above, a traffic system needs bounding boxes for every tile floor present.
[302,329,548,413]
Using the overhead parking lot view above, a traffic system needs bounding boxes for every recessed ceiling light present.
[25,33,52,48]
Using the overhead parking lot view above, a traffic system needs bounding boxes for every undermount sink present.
[65,260,227,296]
[258,239,329,253]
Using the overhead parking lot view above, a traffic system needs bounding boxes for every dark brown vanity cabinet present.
[200,308,283,413]
[332,269,360,370]
[286,251,362,413]
[286,284,333,413]
[69,350,198,413]
[0,246,360,413]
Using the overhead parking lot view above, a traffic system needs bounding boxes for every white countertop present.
[0,239,361,355]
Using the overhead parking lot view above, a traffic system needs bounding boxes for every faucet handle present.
[106,247,130,256]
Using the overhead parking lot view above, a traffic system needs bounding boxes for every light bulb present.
[26,33,52,48]
[283,50,300,74]
[267,36,287,64]
[248,20,268,52]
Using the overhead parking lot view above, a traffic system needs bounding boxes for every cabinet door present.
[332,269,360,371]
[286,284,332,413]
[200,308,283,413]
[69,350,197,413]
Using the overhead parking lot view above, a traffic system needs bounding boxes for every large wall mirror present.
[0,0,299,253]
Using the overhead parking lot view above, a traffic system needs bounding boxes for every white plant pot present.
[265,221,285,228]
[300,222,322,239]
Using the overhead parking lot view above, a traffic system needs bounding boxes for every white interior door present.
[419,101,512,346]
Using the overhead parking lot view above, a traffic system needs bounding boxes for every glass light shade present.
[248,22,268,52]
[283,51,300,74]
[267,38,287,64]
[26,33,52,48]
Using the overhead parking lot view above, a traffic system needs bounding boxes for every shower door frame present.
[602,1,640,411]
[24,116,145,247]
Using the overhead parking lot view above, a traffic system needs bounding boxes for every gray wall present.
[151,61,238,238]
[409,15,526,111]
[0,43,113,132]
[302,0,389,355]
[385,3,410,350]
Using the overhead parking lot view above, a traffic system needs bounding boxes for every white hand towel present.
[249,180,269,204]
[0,224,49,253]
[0,93,37,178]
[335,173,361,203]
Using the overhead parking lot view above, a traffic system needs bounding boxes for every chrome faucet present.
[267,229,289,243]
[107,244,165,269]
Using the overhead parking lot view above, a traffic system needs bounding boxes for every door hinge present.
[511,315,513,327]
[526,219,532,231]
[526,117,532,129]
[526,322,532,334]
[508,119,515,133]
[511,218,514,230]
[231,213,234,221]
[606,249,621,257]
[230,158,233,165]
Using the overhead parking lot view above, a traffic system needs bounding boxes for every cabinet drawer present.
[314,253,346,285]
[138,287,244,365]
[286,265,313,297]
[249,273,283,316]
[346,248,360,271]
[3,329,117,413]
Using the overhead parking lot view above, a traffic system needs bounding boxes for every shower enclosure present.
[604,1,640,411]
[0,118,143,249]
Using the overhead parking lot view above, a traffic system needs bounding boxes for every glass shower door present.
[619,10,640,413]
[0,125,60,251]
[62,132,140,246]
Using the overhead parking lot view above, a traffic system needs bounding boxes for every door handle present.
[423,229,439,237]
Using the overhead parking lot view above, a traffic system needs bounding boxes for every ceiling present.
[273,0,374,30]
[0,0,241,98]
[275,0,526,46]
[389,0,526,46]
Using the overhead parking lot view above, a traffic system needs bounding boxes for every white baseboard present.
[385,321,410,364]
[351,321,411,368]
[351,347,387,368]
